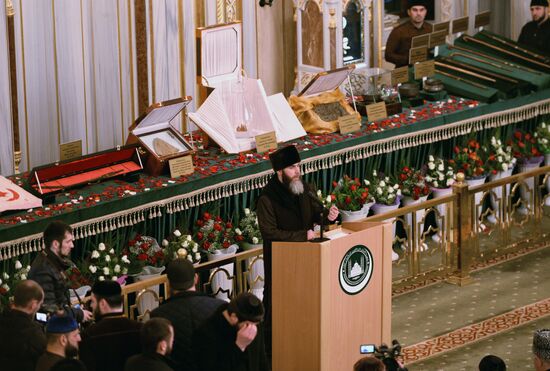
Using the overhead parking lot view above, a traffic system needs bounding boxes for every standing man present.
[533,328,550,371]
[151,258,225,371]
[0,280,47,371]
[79,280,142,371]
[256,145,339,354]
[35,315,81,371]
[193,293,268,371]
[28,221,92,322]
[385,0,432,67]
[518,0,550,55]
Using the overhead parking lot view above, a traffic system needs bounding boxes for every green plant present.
[236,209,262,245]
[535,122,550,154]
[330,175,373,211]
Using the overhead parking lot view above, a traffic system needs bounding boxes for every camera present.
[374,340,408,371]
[359,344,375,354]
[35,312,48,323]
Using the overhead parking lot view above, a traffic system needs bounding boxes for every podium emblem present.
[338,245,373,295]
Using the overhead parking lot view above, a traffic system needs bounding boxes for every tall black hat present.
[530,0,549,6]
[408,0,427,9]
[269,145,301,172]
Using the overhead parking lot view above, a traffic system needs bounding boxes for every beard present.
[282,172,304,195]
[65,343,79,358]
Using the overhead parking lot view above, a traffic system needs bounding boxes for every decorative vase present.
[339,202,373,222]
[517,156,544,215]
[240,242,264,300]
[207,244,238,301]
[487,167,514,224]
[69,285,91,301]
[371,201,401,261]
[132,266,166,316]
[430,186,453,243]
[545,153,550,206]
[402,195,428,252]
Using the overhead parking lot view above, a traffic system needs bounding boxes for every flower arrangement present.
[449,139,486,179]
[124,234,165,274]
[235,208,262,245]
[316,189,334,208]
[367,171,401,206]
[535,122,550,154]
[0,260,31,310]
[330,175,374,211]
[163,230,202,264]
[397,166,430,200]
[508,130,542,162]
[425,156,455,188]
[484,136,516,175]
[195,212,236,253]
[65,265,92,289]
[87,243,129,282]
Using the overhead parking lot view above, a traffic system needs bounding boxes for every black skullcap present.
[92,280,121,297]
[478,355,506,371]
[408,0,427,9]
[228,293,264,323]
[531,0,549,6]
[269,145,301,172]
[46,315,78,334]
[166,258,195,290]
[533,329,550,362]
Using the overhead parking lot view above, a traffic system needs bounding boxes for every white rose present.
[195,253,201,261]
[121,255,130,264]
[98,243,106,251]
[109,248,115,254]
[105,255,111,262]
[376,188,383,195]
[447,171,454,177]
[192,245,198,253]
[187,255,193,262]
[0,278,2,285]
[397,189,402,196]
[98,276,105,281]
[384,177,389,182]
[89,265,97,274]
[433,180,439,187]
[173,230,181,237]
[364,179,370,186]
[501,163,508,171]
[91,250,100,259]
[388,187,394,194]
[373,170,377,177]
[428,163,435,170]
[317,190,322,197]
[103,267,110,275]
[252,236,259,244]
[114,264,121,273]
[379,181,386,187]
[439,174,444,181]
[491,137,496,145]
[235,228,242,235]
[497,156,503,163]
[244,208,251,215]
[162,239,169,247]
[425,175,432,182]
[393,184,400,190]
[388,194,395,201]
[182,241,189,248]
[20,274,27,280]
[429,155,434,161]
[15,260,22,270]
[2,284,10,291]
[438,164,444,172]
[112,276,118,281]
[186,235,192,242]
[122,268,128,274]
[446,179,453,187]
[326,195,332,203]
[2,272,9,280]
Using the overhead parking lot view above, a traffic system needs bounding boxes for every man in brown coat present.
[385,0,432,67]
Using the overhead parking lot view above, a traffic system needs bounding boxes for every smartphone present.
[35,312,48,323]
[360,344,375,354]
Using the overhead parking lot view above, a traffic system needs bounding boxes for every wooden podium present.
[272,222,392,371]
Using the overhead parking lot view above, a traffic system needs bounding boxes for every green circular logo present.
[338,245,373,295]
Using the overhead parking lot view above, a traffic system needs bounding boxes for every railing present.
[119,165,550,317]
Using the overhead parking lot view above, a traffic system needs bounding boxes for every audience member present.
[193,292,268,371]
[29,221,92,322]
[0,280,47,371]
[79,280,142,371]
[50,359,87,371]
[478,354,506,370]
[36,315,81,371]
[151,258,224,371]
[533,328,550,371]
[354,356,386,371]
[124,317,176,371]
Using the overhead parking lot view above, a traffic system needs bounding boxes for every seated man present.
[0,280,47,371]
[151,258,225,371]
[79,280,142,371]
[518,0,550,55]
[36,315,81,371]
[125,317,176,371]
[533,328,550,371]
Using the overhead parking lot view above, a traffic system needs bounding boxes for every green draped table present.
[1,89,550,264]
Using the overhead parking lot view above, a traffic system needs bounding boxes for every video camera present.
[374,340,408,371]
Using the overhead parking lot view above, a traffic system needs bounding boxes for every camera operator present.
[374,340,408,371]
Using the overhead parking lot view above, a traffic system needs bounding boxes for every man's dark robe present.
[518,17,550,55]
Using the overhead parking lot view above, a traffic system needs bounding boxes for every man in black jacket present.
[151,258,225,371]
[0,280,47,371]
[125,318,176,371]
[256,145,339,354]
[193,293,269,371]
[28,221,92,322]
[518,0,550,55]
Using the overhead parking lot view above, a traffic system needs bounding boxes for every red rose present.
[518,141,525,148]
[403,166,410,173]
[203,241,211,250]
[332,181,338,188]
[453,146,460,154]
[222,241,230,248]
[225,222,233,229]
[208,232,216,240]
[215,216,222,222]
[361,192,368,199]
[354,177,360,185]
[514,131,522,140]
[203,212,211,220]
[399,173,408,181]
[213,223,222,231]
[350,185,357,192]
[345,196,352,204]
[330,194,336,201]
[196,219,204,227]
[525,133,532,141]
[197,232,204,240]
[138,253,148,261]
[492,169,497,174]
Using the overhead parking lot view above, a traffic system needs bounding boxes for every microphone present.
[306,190,330,242]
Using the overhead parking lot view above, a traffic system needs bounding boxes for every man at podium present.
[256,145,339,353]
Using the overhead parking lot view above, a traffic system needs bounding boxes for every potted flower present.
[535,122,550,205]
[236,208,263,250]
[368,171,401,213]
[425,156,455,243]
[86,243,130,283]
[330,175,374,221]
[449,139,487,182]
[397,166,430,203]
[124,234,166,276]
[0,260,31,310]
[163,230,202,264]
[66,265,92,300]
[509,129,543,167]
[195,212,238,260]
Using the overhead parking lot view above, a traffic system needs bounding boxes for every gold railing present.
[118,165,550,316]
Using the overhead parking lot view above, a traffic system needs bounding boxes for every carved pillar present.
[6,0,20,173]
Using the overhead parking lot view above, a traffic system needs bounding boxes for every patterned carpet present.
[391,246,550,369]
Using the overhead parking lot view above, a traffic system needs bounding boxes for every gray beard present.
[283,173,304,195]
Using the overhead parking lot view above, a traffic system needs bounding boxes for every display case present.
[127,97,194,176]
[348,67,402,116]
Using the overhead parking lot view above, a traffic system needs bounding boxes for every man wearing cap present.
[79,280,142,371]
[193,293,268,371]
[256,145,338,354]
[29,221,92,323]
[518,0,550,55]
[35,315,81,371]
[151,258,224,371]
[533,328,550,371]
[385,0,433,67]
[0,280,47,371]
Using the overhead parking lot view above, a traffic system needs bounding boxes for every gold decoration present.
[13,150,21,174]
[216,0,225,23]
[225,0,237,22]
[456,172,465,184]
[328,8,336,28]
[6,0,14,16]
